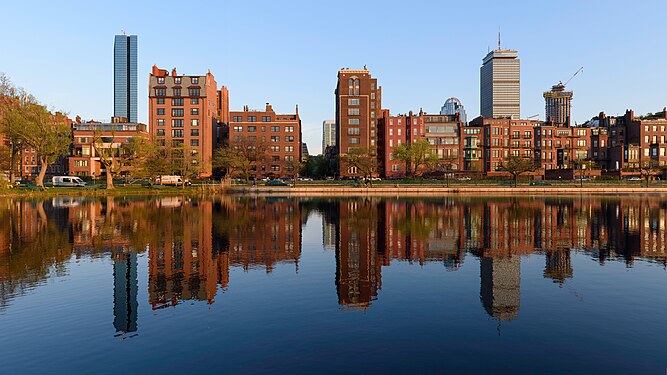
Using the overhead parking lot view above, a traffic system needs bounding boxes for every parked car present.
[266,179,289,186]
[52,176,86,187]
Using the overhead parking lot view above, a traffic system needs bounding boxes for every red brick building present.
[229,103,301,179]
[148,66,221,177]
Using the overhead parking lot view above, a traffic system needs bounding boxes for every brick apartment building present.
[335,67,381,177]
[68,118,149,178]
[228,103,301,179]
[148,65,225,177]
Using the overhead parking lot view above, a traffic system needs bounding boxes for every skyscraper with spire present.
[480,33,520,119]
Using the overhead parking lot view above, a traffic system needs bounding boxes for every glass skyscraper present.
[114,34,138,123]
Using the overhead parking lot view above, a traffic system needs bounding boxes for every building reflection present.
[1,196,667,333]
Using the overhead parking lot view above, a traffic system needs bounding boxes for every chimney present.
[171,68,177,76]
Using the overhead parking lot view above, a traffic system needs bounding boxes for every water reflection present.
[1,195,666,336]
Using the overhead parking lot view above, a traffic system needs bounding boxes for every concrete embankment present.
[228,185,667,197]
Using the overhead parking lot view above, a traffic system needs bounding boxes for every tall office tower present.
[440,97,468,124]
[148,65,219,177]
[335,67,381,177]
[543,83,573,126]
[480,42,520,119]
[114,34,138,122]
[322,119,336,152]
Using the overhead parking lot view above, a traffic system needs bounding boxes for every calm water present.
[1,195,666,374]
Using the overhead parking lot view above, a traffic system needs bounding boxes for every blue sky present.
[1,0,666,154]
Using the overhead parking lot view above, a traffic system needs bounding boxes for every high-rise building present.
[480,45,520,119]
[543,83,573,126]
[114,34,138,123]
[335,67,381,177]
[440,97,468,124]
[148,65,219,177]
[322,119,336,152]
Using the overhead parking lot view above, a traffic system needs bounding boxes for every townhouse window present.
[157,108,165,115]
[157,98,165,104]
[191,139,199,146]
[157,77,165,84]
[233,116,243,122]
[247,116,256,122]
[191,98,199,105]
[156,129,165,136]
[172,109,184,117]
[191,108,199,115]
[191,129,199,136]
[191,119,199,126]
[233,126,242,132]
[192,77,199,84]
[285,126,294,132]
[173,88,181,96]
[248,126,256,132]
[172,129,184,138]
[285,136,294,142]
[172,119,184,128]
[188,88,200,97]
[172,98,184,106]
[262,116,271,122]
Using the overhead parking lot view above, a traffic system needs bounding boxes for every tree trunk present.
[106,169,115,190]
[36,156,48,187]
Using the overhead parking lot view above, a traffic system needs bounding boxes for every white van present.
[52,176,87,187]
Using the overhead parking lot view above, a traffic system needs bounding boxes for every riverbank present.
[228,185,667,197]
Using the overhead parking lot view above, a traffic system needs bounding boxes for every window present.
[348,128,360,135]
[172,98,184,106]
[191,108,199,115]
[191,129,199,136]
[191,119,199,126]
[247,116,256,122]
[155,88,166,96]
[157,98,165,105]
[285,146,294,152]
[271,126,280,132]
[172,119,184,128]
[189,88,200,97]
[285,136,294,142]
[285,126,294,132]
[172,129,184,138]
[173,88,181,96]
[156,129,165,136]
[172,109,184,117]
[156,119,165,127]
[262,116,271,122]
[248,126,256,132]
[191,98,199,105]
[192,77,199,84]
[348,119,360,125]
[348,99,360,105]
[233,116,243,122]
[157,108,165,115]
[348,108,360,115]
[191,140,199,146]
[271,136,280,142]
[233,126,242,132]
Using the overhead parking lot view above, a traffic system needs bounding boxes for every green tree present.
[15,105,71,187]
[392,139,437,178]
[499,155,538,187]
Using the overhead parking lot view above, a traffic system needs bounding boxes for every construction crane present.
[562,67,584,87]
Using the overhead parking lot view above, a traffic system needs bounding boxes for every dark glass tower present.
[114,34,138,123]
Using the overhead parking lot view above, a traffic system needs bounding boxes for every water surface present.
[0,195,666,374]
